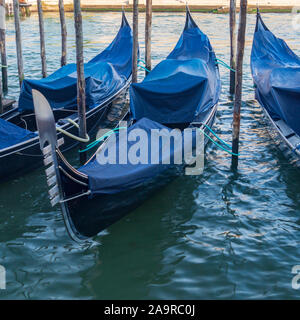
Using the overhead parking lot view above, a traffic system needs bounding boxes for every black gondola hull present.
[261,106,300,168]
[58,106,217,241]
[0,84,129,182]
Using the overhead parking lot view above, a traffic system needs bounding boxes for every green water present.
[0,12,300,299]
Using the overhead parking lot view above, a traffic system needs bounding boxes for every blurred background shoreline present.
[7,0,300,14]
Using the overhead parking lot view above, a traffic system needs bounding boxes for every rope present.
[78,123,240,156]
[138,64,151,73]
[202,123,232,150]
[57,118,90,143]
[215,58,236,73]
[60,190,92,203]
[198,127,240,157]
[138,58,146,65]
[79,127,127,153]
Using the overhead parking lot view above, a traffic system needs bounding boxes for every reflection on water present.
[0,12,300,299]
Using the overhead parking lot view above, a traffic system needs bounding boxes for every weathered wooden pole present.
[37,0,47,78]
[0,0,7,93]
[229,0,237,95]
[145,0,152,76]
[13,0,24,87]
[59,0,67,66]
[132,0,138,83]
[73,0,87,164]
[232,0,247,169]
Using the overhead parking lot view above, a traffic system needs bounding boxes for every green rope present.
[80,124,240,157]
[215,58,236,73]
[0,65,8,68]
[198,127,240,157]
[202,123,232,150]
[79,127,127,153]
[138,58,146,65]
[138,64,151,73]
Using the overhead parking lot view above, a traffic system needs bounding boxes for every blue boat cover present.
[18,13,132,112]
[0,118,36,150]
[79,117,197,195]
[130,10,221,124]
[251,13,300,136]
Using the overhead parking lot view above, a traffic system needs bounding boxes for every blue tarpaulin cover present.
[18,13,132,112]
[0,118,36,150]
[79,11,218,196]
[251,12,300,136]
[130,10,221,124]
[79,117,197,195]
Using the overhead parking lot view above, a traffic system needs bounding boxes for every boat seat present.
[275,119,295,138]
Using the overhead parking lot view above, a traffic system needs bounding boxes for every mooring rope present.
[138,64,151,73]
[198,126,240,157]
[215,58,236,73]
[78,121,240,157]
[78,127,127,153]
[202,123,232,150]
[138,58,146,65]
[57,118,90,143]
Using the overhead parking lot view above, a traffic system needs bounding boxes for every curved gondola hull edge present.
[58,105,218,241]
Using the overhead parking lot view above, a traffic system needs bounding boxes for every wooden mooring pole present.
[13,0,24,87]
[132,0,138,83]
[229,0,236,95]
[59,0,67,66]
[73,0,87,165]
[232,0,247,169]
[37,0,47,78]
[145,0,152,76]
[0,0,7,93]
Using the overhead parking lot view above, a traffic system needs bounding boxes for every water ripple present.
[0,12,300,299]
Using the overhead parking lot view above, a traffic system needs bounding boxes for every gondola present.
[0,12,133,181]
[251,11,300,168]
[33,9,221,241]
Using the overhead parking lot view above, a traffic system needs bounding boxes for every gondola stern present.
[255,9,269,33]
[184,5,198,30]
[121,8,130,28]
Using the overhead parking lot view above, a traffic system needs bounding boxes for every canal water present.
[0,11,300,299]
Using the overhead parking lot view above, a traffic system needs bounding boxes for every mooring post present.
[13,0,24,87]
[59,0,67,66]
[229,0,237,95]
[232,0,247,169]
[73,0,87,165]
[37,0,47,78]
[132,0,138,83]
[0,0,7,93]
[145,0,152,76]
